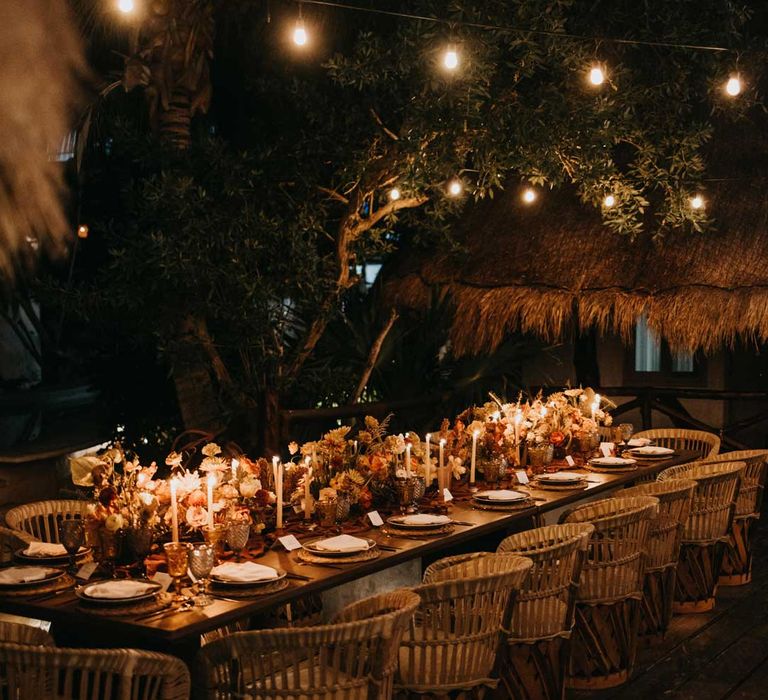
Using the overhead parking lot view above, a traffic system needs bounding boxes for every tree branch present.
[369,108,399,141]
[349,308,399,404]
[317,186,350,205]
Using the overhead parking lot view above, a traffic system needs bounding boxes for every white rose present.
[104,513,124,532]
[239,477,262,499]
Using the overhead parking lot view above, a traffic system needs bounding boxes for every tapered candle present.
[206,475,215,528]
[230,458,239,482]
[353,440,358,455]
[425,434,432,483]
[304,463,313,520]
[439,439,446,489]
[405,443,412,478]
[592,394,601,422]
[273,456,283,529]
[170,478,179,543]
[470,429,479,485]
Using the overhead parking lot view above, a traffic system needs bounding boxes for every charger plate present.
[297,548,381,565]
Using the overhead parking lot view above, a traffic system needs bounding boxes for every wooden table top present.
[0,451,696,649]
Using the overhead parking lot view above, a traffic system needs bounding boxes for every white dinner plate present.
[473,490,528,503]
[76,580,162,605]
[302,537,376,558]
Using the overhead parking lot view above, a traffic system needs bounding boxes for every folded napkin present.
[632,446,673,455]
[23,542,68,558]
[84,580,157,599]
[592,457,635,465]
[313,534,370,552]
[539,471,582,481]
[211,562,279,582]
[0,567,51,585]
[627,438,652,447]
[401,514,451,526]
[478,490,525,501]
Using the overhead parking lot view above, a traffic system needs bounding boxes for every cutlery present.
[137,600,195,621]
[296,561,344,570]
[450,520,476,526]
[285,572,312,581]
[28,588,74,602]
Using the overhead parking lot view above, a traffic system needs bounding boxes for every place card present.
[278,534,302,552]
[76,561,98,581]
[367,511,384,527]
[515,470,529,485]
[187,568,197,584]
[443,488,454,502]
[151,572,173,593]
[565,455,576,467]
[600,442,615,458]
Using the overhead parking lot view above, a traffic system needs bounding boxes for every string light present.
[447,179,463,197]
[389,187,401,201]
[117,0,134,13]
[725,75,742,97]
[443,46,459,71]
[293,19,308,46]
[77,224,89,239]
[588,65,605,86]
[522,188,537,204]
[690,194,705,210]
[603,194,616,208]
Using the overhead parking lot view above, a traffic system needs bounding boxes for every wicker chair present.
[0,643,190,699]
[622,480,696,639]
[5,500,89,544]
[657,461,744,612]
[632,428,721,460]
[0,621,54,647]
[198,588,420,699]
[0,526,34,566]
[494,524,594,700]
[559,496,659,690]
[394,553,533,698]
[700,449,768,585]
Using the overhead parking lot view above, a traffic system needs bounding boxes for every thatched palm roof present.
[0,0,84,275]
[384,125,768,356]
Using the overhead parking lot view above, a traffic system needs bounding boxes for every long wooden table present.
[0,452,696,666]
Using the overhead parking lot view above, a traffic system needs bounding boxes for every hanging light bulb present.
[117,0,134,13]
[77,224,89,239]
[588,65,605,86]
[690,194,705,210]
[293,19,308,46]
[443,46,459,71]
[389,187,401,201]
[522,188,537,204]
[603,194,616,208]
[447,179,463,197]
[725,75,742,97]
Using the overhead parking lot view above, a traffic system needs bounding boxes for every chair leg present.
[719,516,756,587]
[639,565,676,641]
[495,633,570,700]
[674,541,725,613]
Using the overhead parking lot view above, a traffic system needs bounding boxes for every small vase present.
[316,499,338,529]
[528,445,554,474]
[480,459,506,485]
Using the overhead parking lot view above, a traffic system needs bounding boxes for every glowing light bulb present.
[77,224,89,239]
[443,48,459,71]
[603,194,616,208]
[117,0,134,13]
[447,179,463,197]
[389,187,401,201]
[522,188,537,204]
[293,21,308,47]
[589,66,605,86]
[725,75,742,97]
[690,194,705,210]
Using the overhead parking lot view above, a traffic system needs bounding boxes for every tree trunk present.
[158,88,192,150]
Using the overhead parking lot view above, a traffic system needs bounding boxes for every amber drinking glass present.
[59,520,84,575]
[163,542,191,601]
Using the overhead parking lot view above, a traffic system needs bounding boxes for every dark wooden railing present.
[280,386,768,451]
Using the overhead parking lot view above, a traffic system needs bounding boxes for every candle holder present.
[481,459,506,485]
[163,542,192,602]
[316,499,337,529]
[528,445,554,475]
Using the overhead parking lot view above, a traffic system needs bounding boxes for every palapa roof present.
[383,124,768,356]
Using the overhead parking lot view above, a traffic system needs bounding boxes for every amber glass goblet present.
[59,520,84,575]
[163,542,192,601]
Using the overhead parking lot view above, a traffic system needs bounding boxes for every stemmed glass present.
[225,522,250,562]
[163,542,192,602]
[189,544,215,607]
[394,479,415,515]
[127,526,153,578]
[619,423,634,443]
[59,520,84,575]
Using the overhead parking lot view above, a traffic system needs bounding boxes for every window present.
[626,315,704,384]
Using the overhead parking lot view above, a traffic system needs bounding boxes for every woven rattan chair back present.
[496,523,594,639]
[396,553,532,693]
[0,622,53,647]
[0,643,190,699]
[622,480,696,569]
[198,588,420,699]
[632,429,720,459]
[5,500,89,544]
[560,496,659,602]
[700,450,768,516]
[657,461,744,541]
